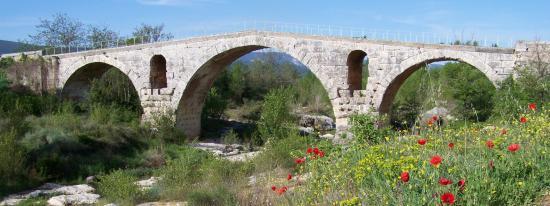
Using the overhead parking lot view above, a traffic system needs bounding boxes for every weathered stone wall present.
[46,31,534,139]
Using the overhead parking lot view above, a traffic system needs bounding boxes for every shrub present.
[257,87,295,142]
[297,107,549,205]
[88,68,142,113]
[187,186,237,206]
[158,147,210,199]
[349,114,392,144]
[0,129,29,195]
[202,87,228,120]
[97,170,143,206]
[221,129,240,145]
[252,134,312,172]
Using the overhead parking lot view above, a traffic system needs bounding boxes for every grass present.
[287,107,550,205]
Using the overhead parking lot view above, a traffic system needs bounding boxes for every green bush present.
[158,147,210,199]
[187,186,237,206]
[221,129,240,145]
[0,129,30,195]
[492,66,549,119]
[97,170,143,206]
[252,134,312,172]
[349,114,392,144]
[202,87,228,120]
[257,87,295,142]
[88,68,142,113]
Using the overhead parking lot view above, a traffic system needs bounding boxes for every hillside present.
[0,40,24,55]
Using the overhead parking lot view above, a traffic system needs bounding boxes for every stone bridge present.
[39,31,543,138]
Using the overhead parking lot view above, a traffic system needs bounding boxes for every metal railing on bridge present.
[42,21,527,55]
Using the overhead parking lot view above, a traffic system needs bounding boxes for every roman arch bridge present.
[44,31,543,138]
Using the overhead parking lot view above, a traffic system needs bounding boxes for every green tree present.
[257,87,294,142]
[228,62,246,103]
[88,68,141,113]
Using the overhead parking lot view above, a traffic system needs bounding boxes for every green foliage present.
[187,186,237,206]
[252,134,312,172]
[158,147,210,199]
[299,110,550,205]
[442,63,495,121]
[221,129,240,145]
[202,87,228,120]
[0,57,14,90]
[492,66,549,118]
[0,130,30,195]
[349,114,392,144]
[97,170,143,206]
[257,87,295,142]
[19,110,147,181]
[391,62,496,126]
[293,72,333,116]
[147,109,185,143]
[89,68,142,114]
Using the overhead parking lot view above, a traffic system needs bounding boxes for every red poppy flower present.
[318,151,325,157]
[486,140,494,149]
[441,192,455,204]
[457,179,466,191]
[271,186,277,191]
[287,174,292,180]
[439,177,453,186]
[529,103,536,111]
[432,115,438,121]
[400,171,410,183]
[520,117,527,123]
[489,160,494,170]
[508,144,520,152]
[295,157,305,164]
[306,147,313,154]
[313,147,320,155]
[500,129,507,135]
[448,143,454,149]
[418,138,427,145]
[430,155,442,167]
[276,186,288,195]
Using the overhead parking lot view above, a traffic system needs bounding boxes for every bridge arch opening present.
[150,55,167,89]
[176,46,335,139]
[347,50,367,90]
[61,62,142,113]
[380,58,496,129]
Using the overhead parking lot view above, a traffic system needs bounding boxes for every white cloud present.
[137,0,223,6]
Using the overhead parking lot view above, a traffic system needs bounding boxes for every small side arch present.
[150,55,167,89]
[347,50,367,90]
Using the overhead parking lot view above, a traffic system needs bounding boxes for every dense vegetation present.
[1,13,549,206]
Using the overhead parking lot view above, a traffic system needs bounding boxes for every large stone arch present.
[173,41,338,139]
[378,50,498,113]
[60,58,142,103]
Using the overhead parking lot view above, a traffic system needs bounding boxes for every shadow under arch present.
[175,45,336,139]
[61,62,142,108]
[379,57,496,114]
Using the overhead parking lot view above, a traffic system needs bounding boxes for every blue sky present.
[1,0,549,42]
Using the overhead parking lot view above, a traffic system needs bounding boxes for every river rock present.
[299,126,314,136]
[47,193,100,206]
[299,115,335,131]
[50,184,95,195]
[135,177,161,191]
